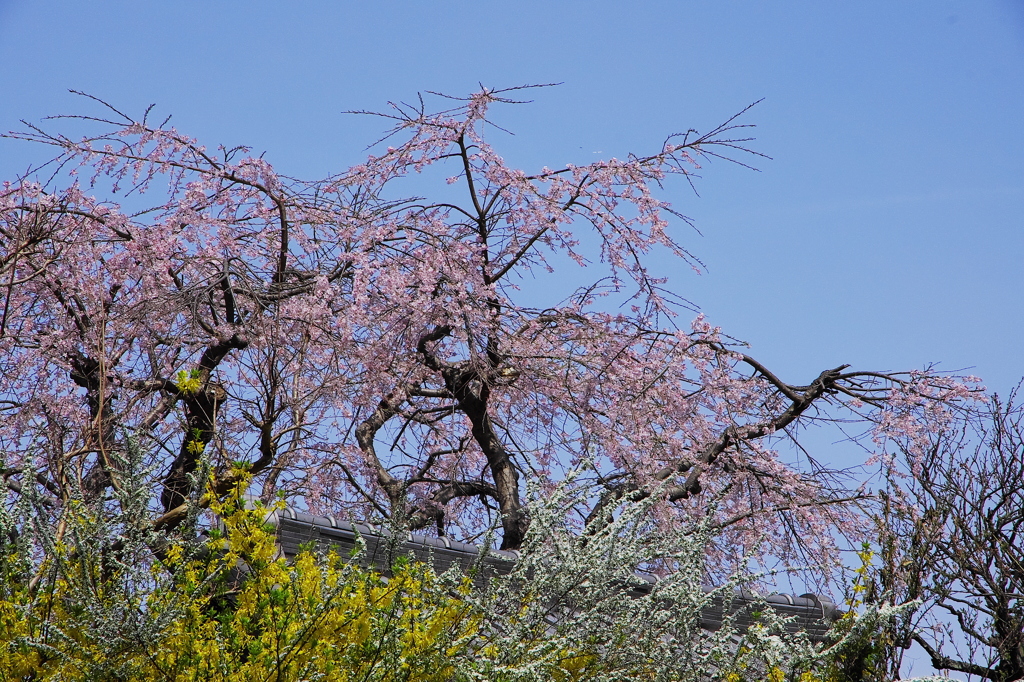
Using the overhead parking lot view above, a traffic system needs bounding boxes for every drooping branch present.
[354,392,407,514]
[0,89,979,592]
[660,364,850,502]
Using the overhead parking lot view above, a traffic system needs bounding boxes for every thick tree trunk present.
[445,368,528,550]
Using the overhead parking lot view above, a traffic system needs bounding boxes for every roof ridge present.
[258,503,842,642]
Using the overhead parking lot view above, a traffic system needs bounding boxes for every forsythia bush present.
[0,481,615,682]
[1,489,488,681]
[146,497,487,681]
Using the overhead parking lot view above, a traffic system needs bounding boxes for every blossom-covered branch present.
[0,88,978,580]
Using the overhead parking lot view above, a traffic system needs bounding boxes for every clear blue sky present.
[2,1,1021,394]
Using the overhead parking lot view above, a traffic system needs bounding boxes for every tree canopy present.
[0,88,976,580]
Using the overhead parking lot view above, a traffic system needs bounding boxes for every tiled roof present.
[266,506,842,643]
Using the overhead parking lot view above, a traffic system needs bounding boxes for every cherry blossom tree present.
[0,87,975,577]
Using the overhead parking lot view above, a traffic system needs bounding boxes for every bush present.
[0,471,928,682]
[1,484,487,681]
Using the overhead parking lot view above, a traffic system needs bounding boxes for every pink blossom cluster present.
[0,89,980,579]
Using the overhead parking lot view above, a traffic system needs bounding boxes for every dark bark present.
[406,480,500,535]
[876,390,1024,682]
[354,395,407,513]
[68,352,116,500]
[660,364,850,501]
[160,335,247,512]
[417,325,527,550]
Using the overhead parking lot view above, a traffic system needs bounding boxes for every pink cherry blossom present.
[0,88,980,582]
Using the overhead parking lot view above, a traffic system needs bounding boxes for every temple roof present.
[266,505,842,643]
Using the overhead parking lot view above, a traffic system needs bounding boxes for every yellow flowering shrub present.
[0,488,492,681]
[0,592,39,679]
[174,369,202,395]
[0,483,613,682]
[144,493,485,681]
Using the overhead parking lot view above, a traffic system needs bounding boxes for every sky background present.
[2,1,1022,393]
[1,1,1022,676]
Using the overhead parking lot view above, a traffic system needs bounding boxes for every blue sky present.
[2,1,1021,395]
